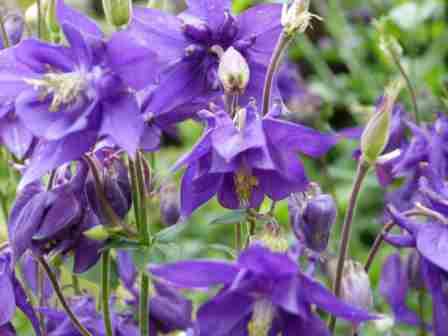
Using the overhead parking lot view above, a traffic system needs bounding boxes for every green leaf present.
[155,221,189,243]
[206,244,237,258]
[102,237,144,251]
[209,209,247,226]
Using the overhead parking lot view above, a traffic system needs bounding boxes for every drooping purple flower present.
[8,160,103,273]
[173,103,338,217]
[384,204,448,335]
[380,253,428,328]
[107,0,283,124]
[151,244,376,336]
[0,0,143,187]
[116,251,193,334]
[0,249,41,335]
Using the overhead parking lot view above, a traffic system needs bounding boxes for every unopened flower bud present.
[289,189,336,253]
[159,183,180,226]
[360,80,402,165]
[84,225,110,241]
[375,19,403,60]
[406,251,424,290]
[340,260,373,310]
[281,0,321,36]
[254,220,289,253]
[372,314,394,333]
[218,47,250,95]
[0,11,24,49]
[103,0,132,28]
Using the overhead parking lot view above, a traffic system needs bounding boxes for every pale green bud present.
[375,19,403,60]
[281,0,321,36]
[218,47,250,95]
[360,80,402,165]
[84,225,110,241]
[340,260,373,310]
[103,0,132,28]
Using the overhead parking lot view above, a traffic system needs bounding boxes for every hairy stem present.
[262,31,292,116]
[139,274,150,336]
[329,160,369,333]
[38,256,92,336]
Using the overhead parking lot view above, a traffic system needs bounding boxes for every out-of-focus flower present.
[0,11,24,49]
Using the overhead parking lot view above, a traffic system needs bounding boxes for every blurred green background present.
[3,0,447,334]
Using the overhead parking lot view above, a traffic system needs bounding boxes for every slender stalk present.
[0,13,10,48]
[389,49,420,124]
[139,274,150,336]
[235,222,242,252]
[101,251,113,336]
[262,31,292,116]
[38,256,92,336]
[36,0,42,38]
[329,160,369,333]
[418,289,427,336]
[136,153,151,336]
[128,158,141,232]
[37,264,46,336]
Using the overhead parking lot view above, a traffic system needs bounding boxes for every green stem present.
[329,160,369,333]
[0,14,10,48]
[38,256,92,336]
[101,251,113,336]
[139,274,150,336]
[37,264,46,336]
[36,0,42,38]
[418,290,427,336]
[389,50,420,124]
[128,158,141,232]
[72,274,81,295]
[262,31,292,116]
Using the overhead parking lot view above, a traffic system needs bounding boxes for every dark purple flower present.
[8,161,103,273]
[0,249,41,335]
[0,0,143,187]
[380,253,428,328]
[173,103,338,217]
[107,0,283,123]
[159,182,181,226]
[289,189,337,253]
[151,244,376,335]
[384,205,448,335]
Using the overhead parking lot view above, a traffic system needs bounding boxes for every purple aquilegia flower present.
[1,0,143,187]
[0,249,41,335]
[384,203,448,336]
[173,103,337,217]
[151,245,376,336]
[380,253,429,328]
[8,160,103,273]
[116,251,193,334]
[108,0,283,122]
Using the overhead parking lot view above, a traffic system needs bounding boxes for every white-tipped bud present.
[360,80,402,165]
[340,260,373,310]
[281,0,321,36]
[218,47,250,95]
[103,0,132,28]
[372,314,395,333]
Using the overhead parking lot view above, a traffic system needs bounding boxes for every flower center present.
[25,71,87,112]
[234,167,258,207]
[247,299,275,336]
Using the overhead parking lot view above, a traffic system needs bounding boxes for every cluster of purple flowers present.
[0,0,447,335]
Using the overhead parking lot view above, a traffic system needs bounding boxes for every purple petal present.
[13,276,42,336]
[171,131,212,172]
[301,274,377,323]
[379,253,408,306]
[100,92,143,156]
[263,118,338,158]
[60,23,93,67]
[0,272,15,325]
[237,245,297,277]
[384,234,416,248]
[417,223,448,272]
[281,312,330,336]
[0,323,16,336]
[196,292,253,336]
[19,130,97,188]
[56,0,102,37]
[20,252,53,300]
[150,260,240,288]
[117,251,137,290]
[0,114,34,159]
[184,0,231,30]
